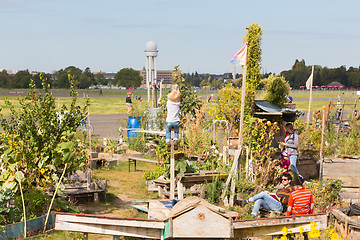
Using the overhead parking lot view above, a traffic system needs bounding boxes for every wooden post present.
[306,66,314,127]
[170,130,175,199]
[223,65,246,205]
[319,108,326,180]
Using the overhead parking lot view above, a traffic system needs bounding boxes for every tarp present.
[254,100,282,113]
[254,100,304,122]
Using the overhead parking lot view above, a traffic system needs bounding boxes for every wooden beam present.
[55,212,164,239]
[233,214,327,238]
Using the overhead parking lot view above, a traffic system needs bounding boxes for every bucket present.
[127,117,140,138]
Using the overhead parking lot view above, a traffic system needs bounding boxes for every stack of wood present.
[62,169,107,203]
[323,155,360,203]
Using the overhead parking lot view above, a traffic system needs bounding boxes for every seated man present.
[236,173,294,217]
[286,174,314,216]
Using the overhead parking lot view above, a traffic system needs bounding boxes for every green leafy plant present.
[0,189,21,225]
[242,116,279,186]
[0,72,89,222]
[262,74,290,108]
[143,164,165,180]
[244,22,263,113]
[307,179,343,212]
[127,133,146,153]
[205,177,223,204]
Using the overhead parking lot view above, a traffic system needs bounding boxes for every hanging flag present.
[306,72,313,89]
[230,42,248,66]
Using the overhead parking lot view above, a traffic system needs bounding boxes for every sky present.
[0,0,359,75]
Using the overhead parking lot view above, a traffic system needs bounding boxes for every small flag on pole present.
[306,72,313,89]
[230,42,248,66]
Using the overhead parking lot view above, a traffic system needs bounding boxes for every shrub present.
[0,73,89,221]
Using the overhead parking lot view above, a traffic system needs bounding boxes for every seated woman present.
[236,173,294,218]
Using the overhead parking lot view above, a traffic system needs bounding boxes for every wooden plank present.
[323,160,360,187]
[331,209,360,229]
[337,154,360,159]
[127,156,158,164]
[55,221,161,239]
[148,201,171,221]
[233,214,326,229]
[64,170,88,181]
[233,214,327,238]
[55,213,164,239]
[322,176,360,187]
[339,188,360,203]
[94,179,106,190]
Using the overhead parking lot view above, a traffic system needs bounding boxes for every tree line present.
[1,60,360,89]
[0,66,142,89]
[183,60,360,89]
[280,59,360,89]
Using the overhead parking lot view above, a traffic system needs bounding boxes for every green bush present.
[127,133,146,152]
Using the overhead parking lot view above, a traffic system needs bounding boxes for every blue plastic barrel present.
[127,117,140,138]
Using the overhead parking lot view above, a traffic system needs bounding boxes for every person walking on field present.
[126,92,132,114]
[286,174,314,216]
[166,84,181,152]
[280,123,299,174]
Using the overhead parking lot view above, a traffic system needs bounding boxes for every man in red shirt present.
[286,174,314,216]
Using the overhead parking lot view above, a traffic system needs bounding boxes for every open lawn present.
[1,89,359,116]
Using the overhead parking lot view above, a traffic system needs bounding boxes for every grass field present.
[1,89,359,116]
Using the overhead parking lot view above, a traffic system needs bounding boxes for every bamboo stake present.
[319,109,326,180]
[17,178,26,238]
[44,163,68,233]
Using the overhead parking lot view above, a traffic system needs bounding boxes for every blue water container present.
[127,117,140,138]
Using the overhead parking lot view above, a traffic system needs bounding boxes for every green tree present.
[54,66,82,88]
[94,72,109,86]
[0,70,10,88]
[114,68,142,88]
[262,74,290,108]
[11,70,32,88]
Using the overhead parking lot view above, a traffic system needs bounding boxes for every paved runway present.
[90,114,127,140]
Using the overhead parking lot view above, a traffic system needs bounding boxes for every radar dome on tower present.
[146,41,157,51]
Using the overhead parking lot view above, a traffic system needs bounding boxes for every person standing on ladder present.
[166,84,181,152]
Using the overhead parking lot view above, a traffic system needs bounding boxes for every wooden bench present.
[127,156,159,172]
[62,169,107,203]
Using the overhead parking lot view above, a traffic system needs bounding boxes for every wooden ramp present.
[55,197,328,239]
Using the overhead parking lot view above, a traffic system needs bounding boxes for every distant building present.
[93,72,116,80]
[139,69,174,88]
[0,69,18,75]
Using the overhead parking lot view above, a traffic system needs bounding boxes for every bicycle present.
[79,117,94,136]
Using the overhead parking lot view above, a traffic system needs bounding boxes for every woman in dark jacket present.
[280,123,299,174]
